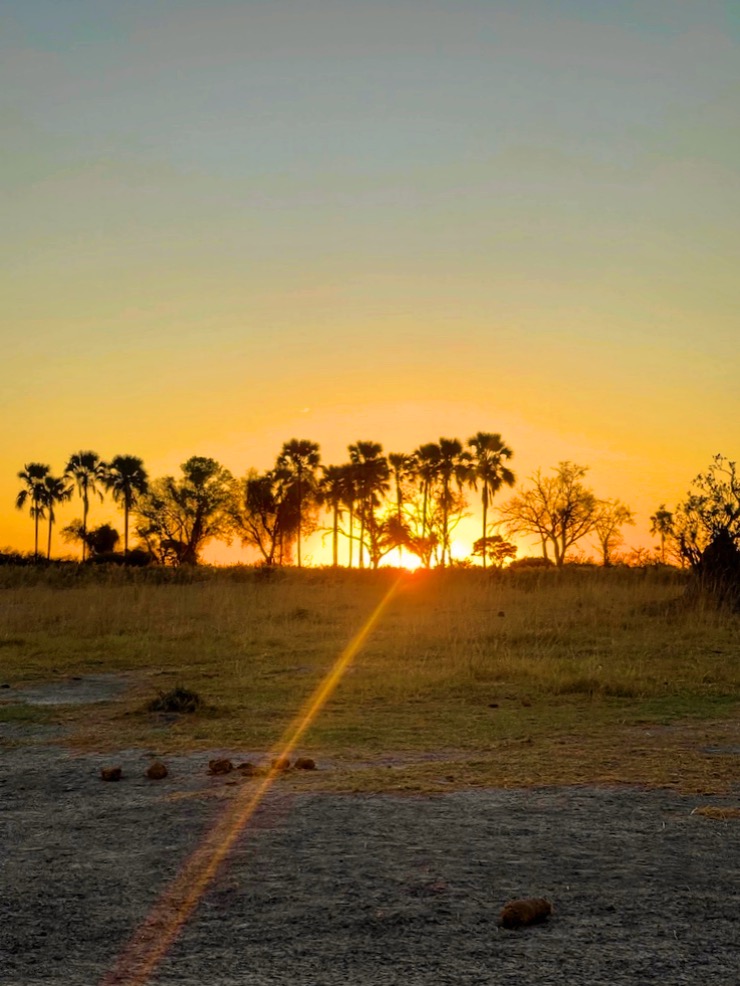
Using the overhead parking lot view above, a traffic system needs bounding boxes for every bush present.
[508,556,555,570]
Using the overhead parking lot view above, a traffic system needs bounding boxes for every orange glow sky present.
[2,1,738,563]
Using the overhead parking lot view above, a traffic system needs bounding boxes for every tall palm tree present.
[318,465,346,568]
[388,452,412,566]
[650,504,674,565]
[433,438,473,567]
[104,455,149,557]
[65,451,106,561]
[467,432,516,569]
[276,439,321,568]
[412,443,442,541]
[42,474,73,560]
[348,442,389,569]
[338,463,358,568]
[15,463,50,560]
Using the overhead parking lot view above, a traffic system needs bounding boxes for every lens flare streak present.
[100,577,401,986]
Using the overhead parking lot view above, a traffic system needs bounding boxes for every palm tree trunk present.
[124,500,129,557]
[348,506,354,568]
[296,473,302,569]
[481,489,488,570]
[82,490,89,562]
[34,506,40,561]
[332,502,338,567]
[47,513,53,561]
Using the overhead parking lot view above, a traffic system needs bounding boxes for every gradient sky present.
[2,0,738,561]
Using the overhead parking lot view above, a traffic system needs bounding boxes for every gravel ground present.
[1,741,739,986]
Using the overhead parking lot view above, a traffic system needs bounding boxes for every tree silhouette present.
[318,465,347,568]
[467,432,515,569]
[15,463,50,561]
[348,441,389,569]
[136,456,233,565]
[338,463,358,568]
[500,462,598,567]
[104,455,149,557]
[411,443,442,545]
[593,499,634,566]
[42,474,73,560]
[65,451,106,561]
[276,440,321,568]
[649,504,674,564]
[229,469,300,565]
[673,455,740,568]
[472,534,518,568]
[430,438,473,567]
[388,452,413,566]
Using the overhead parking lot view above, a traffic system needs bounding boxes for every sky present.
[2,0,738,562]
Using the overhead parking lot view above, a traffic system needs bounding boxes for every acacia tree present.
[593,499,634,566]
[15,463,50,560]
[275,439,321,568]
[65,451,106,561]
[104,455,149,557]
[467,432,515,569]
[136,456,233,565]
[649,505,674,565]
[472,534,518,569]
[500,462,598,567]
[42,474,73,560]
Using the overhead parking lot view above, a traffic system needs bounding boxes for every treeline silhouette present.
[12,441,739,573]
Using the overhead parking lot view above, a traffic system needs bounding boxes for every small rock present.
[146,761,168,780]
[208,758,234,775]
[100,767,122,782]
[236,762,258,776]
[271,757,291,772]
[294,757,316,771]
[499,898,552,929]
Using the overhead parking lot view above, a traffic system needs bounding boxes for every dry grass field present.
[1,565,738,794]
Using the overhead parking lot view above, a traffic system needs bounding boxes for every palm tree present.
[467,432,516,569]
[650,504,674,564]
[412,443,442,542]
[318,465,346,567]
[388,452,412,566]
[104,455,149,557]
[276,439,321,567]
[338,463,358,568]
[65,451,106,561]
[42,475,73,560]
[348,442,389,569]
[15,463,50,560]
[433,438,473,567]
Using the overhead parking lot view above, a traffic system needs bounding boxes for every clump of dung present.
[499,898,552,929]
[271,757,291,772]
[208,758,234,775]
[100,766,122,782]
[146,761,168,780]
[294,757,317,770]
[147,686,204,714]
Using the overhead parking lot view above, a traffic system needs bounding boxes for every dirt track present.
[1,739,739,986]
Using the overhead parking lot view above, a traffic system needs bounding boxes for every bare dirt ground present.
[1,683,739,985]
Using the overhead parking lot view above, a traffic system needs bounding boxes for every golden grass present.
[0,567,738,793]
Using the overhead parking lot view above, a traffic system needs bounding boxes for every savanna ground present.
[1,566,739,984]
[1,565,738,793]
